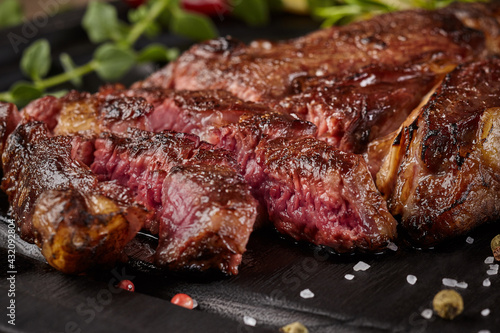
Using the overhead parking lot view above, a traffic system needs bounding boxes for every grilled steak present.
[439,1,500,55]
[212,113,397,252]
[376,58,500,246]
[137,8,484,101]
[0,103,21,164]
[91,129,257,274]
[23,93,258,274]
[279,64,444,153]
[1,121,148,273]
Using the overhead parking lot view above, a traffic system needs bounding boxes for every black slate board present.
[1,4,499,333]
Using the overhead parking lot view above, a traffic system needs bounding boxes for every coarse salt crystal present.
[300,289,315,299]
[489,264,499,271]
[442,278,458,287]
[421,309,433,319]
[456,281,468,289]
[478,330,490,333]
[192,299,198,309]
[387,242,398,251]
[481,308,490,317]
[483,278,491,287]
[353,261,371,272]
[466,236,474,244]
[406,275,417,285]
[344,274,355,280]
[243,316,257,327]
[487,269,498,276]
[485,256,495,264]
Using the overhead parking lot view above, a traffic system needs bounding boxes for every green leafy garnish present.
[20,40,51,81]
[82,1,129,43]
[170,8,218,41]
[94,43,136,81]
[231,0,270,26]
[0,0,23,28]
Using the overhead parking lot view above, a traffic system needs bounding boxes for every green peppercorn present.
[432,289,464,320]
[280,322,309,333]
[491,234,500,261]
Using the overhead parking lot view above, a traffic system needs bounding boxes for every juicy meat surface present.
[279,64,444,153]
[137,8,484,101]
[376,59,500,246]
[23,93,258,274]
[0,103,21,164]
[91,129,257,274]
[439,1,500,55]
[1,121,147,273]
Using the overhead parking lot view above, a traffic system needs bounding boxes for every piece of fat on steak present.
[376,58,500,246]
[1,121,148,274]
[135,6,484,101]
[212,113,397,252]
[91,129,257,275]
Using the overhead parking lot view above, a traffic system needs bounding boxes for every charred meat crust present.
[136,8,484,101]
[377,59,500,246]
[91,129,258,275]
[1,122,147,273]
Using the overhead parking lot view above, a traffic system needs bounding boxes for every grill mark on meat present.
[376,58,500,246]
[136,8,485,101]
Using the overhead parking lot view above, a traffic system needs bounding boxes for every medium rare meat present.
[212,113,397,252]
[0,103,22,163]
[376,59,500,246]
[1,121,148,273]
[24,89,396,252]
[91,129,257,274]
[136,7,484,101]
[23,93,258,274]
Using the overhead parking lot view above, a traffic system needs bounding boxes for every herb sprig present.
[0,0,220,106]
[308,0,486,26]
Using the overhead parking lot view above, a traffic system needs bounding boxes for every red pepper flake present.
[117,280,135,292]
[171,293,194,310]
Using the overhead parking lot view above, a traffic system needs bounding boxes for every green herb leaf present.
[9,82,43,106]
[230,0,269,26]
[59,53,83,87]
[20,39,51,81]
[170,8,217,41]
[82,1,127,43]
[137,44,179,63]
[0,0,23,28]
[94,43,136,81]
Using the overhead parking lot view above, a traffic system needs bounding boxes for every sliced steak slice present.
[213,113,397,252]
[23,88,396,252]
[1,121,148,273]
[136,7,484,101]
[91,129,257,274]
[376,59,500,246]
